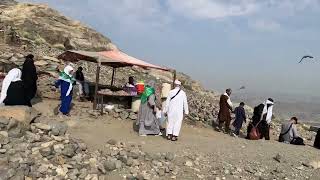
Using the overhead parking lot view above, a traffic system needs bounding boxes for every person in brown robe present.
[218,89,233,133]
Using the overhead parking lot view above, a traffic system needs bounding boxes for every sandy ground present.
[33,99,320,179]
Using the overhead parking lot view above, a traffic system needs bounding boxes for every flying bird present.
[238,86,246,90]
[299,55,314,63]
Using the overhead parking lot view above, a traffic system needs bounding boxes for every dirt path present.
[34,99,320,179]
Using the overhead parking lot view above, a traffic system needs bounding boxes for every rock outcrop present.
[0,0,116,52]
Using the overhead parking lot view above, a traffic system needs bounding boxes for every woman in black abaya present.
[21,54,38,101]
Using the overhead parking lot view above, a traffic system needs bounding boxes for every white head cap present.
[174,80,181,85]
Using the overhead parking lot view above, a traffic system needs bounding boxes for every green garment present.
[140,85,155,104]
[59,71,75,84]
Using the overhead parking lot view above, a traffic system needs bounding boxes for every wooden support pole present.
[111,67,115,86]
[93,61,101,109]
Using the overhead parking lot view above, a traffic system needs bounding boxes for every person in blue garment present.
[55,65,75,116]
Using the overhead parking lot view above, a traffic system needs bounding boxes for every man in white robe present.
[260,98,274,140]
[164,80,189,141]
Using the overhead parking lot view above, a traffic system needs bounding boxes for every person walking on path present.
[21,54,38,101]
[218,88,233,133]
[164,80,189,141]
[136,80,161,136]
[232,102,246,136]
[55,65,75,116]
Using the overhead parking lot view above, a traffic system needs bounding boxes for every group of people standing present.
[0,56,87,117]
[217,88,320,147]
[136,80,189,141]
[0,54,37,107]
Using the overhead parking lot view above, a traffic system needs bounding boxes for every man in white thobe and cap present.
[259,98,274,140]
[164,80,189,141]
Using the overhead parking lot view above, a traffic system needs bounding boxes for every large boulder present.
[0,106,40,124]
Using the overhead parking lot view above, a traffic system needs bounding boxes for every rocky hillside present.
[0,0,116,51]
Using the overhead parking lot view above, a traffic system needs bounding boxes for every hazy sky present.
[20,0,320,96]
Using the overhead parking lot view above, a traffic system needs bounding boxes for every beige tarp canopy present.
[58,50,175,109]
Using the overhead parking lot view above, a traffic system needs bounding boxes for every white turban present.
[174,80,181,85]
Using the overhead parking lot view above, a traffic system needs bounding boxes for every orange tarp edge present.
[98,50,170,71]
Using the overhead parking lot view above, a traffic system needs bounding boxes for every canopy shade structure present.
[58,50,175,110]
[58,50,170,71]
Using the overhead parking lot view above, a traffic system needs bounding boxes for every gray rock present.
[53,144,64,154]
[157,168,165,176]
[50,122,68,136]
[7,119,18,131]
[115,160,122,169]
[118,154,128,164]
[132,159,140,167]
[126,157,134,167]
[120,111,129,120]
[68,169,80,179]
[8,127,23,138]
[128,150,140,159]
[38,164,49,174]
[185,160,193,167]
[0,118,9,125]
[10,174,24,180]
[107,139,118,145]
[6,168,16,179]
[104,160,117,171]
[129,113,138,120]
[137,172,151,180]
[98,163,106,174]
[39,147,53,157]
[62,144,77,158]
[9,56,18,63]
[126,175,136,180]
[77,142,87,151]
[165,152,175,161]
[79,168,88,179]
[114,108,123,113]
[113,112,120,118]
[33,123,51,131]
[0,131,9,145]
[25,131,41,142]
[165,166,170,173]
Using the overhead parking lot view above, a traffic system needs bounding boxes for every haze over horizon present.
[20,0,320,97]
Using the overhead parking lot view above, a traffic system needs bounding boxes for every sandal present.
[171,136,178,141]
[167,134,172,140]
